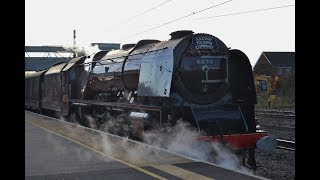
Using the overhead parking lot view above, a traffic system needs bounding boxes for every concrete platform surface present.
[25,111,267,180]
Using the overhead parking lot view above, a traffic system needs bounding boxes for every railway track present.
[256,113,295,119]
[255,109,295,119]
[255,109,295,114]
[276,139,295,151]
[260,123,295,130]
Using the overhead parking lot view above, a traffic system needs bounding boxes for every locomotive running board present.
[70,99,162,111]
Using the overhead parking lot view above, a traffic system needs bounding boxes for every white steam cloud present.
[97,116,252,173]
[53,113,251,174]
[63,44,101,57]
[46,132,98,163]
[143,120,251,173]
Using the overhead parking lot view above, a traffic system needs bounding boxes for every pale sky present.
[25,0,295,66]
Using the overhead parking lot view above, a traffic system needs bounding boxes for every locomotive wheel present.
[121,123,131,139]
[241,149,257,171]
[68,111,79,124]
[77,106,90,127]
[62,113,71,121]
[116,114,132,139]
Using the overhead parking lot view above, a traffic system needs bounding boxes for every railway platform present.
[25,111,267,180]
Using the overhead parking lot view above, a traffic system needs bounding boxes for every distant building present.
[253,52,295,77]
[25,43,120,71]
[25,46,72,71]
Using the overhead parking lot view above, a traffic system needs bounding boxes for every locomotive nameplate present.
[138,48,173,97]
[190,35,218,51]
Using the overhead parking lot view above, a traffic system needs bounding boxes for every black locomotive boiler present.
[25,30,276,169]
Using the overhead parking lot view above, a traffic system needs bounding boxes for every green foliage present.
[256,72,295,109]
[256,92,270,109]
[256,91,295,109]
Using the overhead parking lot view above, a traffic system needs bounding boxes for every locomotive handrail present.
[70,99,162,111]
[77,47,168,66]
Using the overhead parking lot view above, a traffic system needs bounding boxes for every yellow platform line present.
[151,164,214,180]
[26,120,167,180]
[26,116,215,180]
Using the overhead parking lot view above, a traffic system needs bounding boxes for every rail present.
[255,109,295,114]
[260,124,295,130]
[256,113,295,119]
[276,139,295,151]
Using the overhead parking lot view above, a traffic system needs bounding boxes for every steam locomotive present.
[25,30,276,169]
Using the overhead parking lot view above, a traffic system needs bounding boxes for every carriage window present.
[61,72,66,85]
[69,68,75,80]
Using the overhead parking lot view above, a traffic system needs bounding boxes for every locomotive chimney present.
[170,30,194,39]
[73,30,76,58]
[73,30,76,48]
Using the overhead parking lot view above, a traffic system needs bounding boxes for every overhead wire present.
[129,0,173,21]
[127,4,295,29]
[114,0,174,27]
[195,4,295,20]
[118,3,294,43]
[122,0,233,41]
